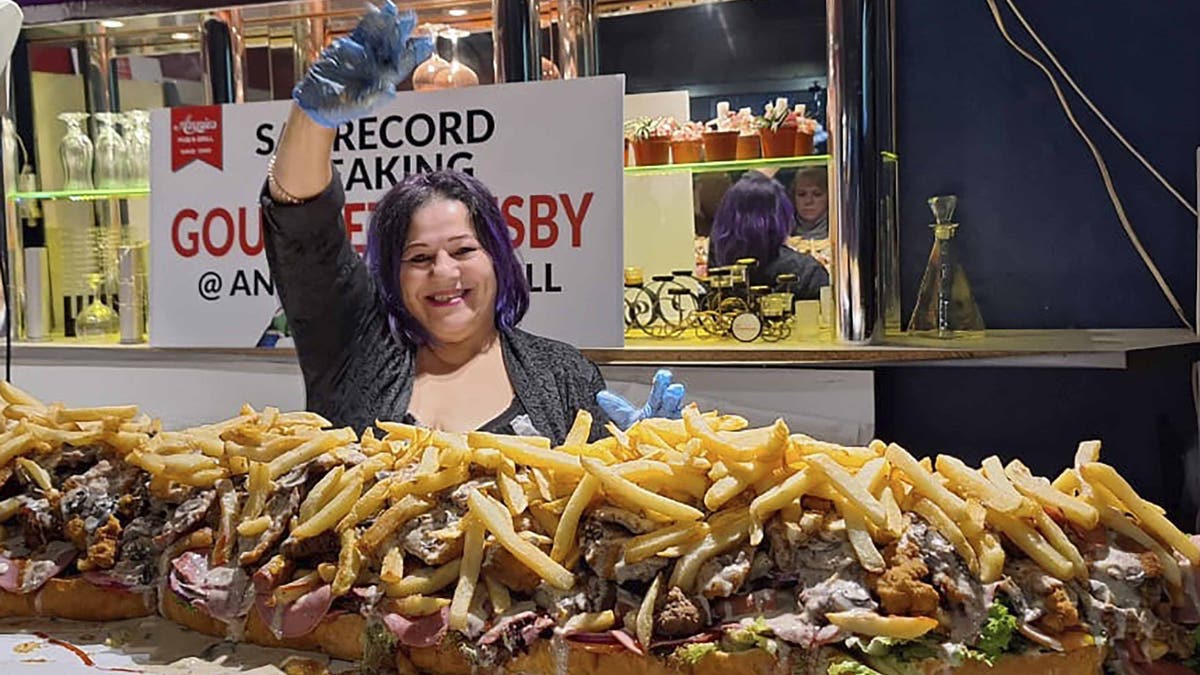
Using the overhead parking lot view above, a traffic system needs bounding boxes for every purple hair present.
[710,173,796,266]
[366,170,529,347]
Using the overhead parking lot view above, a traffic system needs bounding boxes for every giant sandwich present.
[0,380,1195,675]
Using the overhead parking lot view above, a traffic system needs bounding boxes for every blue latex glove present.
[597,369,687,430]
[292,1,434,128]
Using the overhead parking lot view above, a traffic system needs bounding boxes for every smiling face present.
[398,198,498,346]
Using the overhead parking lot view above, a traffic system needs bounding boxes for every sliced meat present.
[255,582,334,639]
[589,506,658,534]
[533,585,590,622]
[238,488,299,566]
[401,503,464,566]
[19,497,62,550]
[798,569,876,620]
[280,528,338,561]
[479,611,554,653]
[765,516,856,587]
[695,547,753,599]
[384,607,450,648]
[59,459,141,533]
[580,520,626,580]
[655,586,708,637]
[614,555,670,585]
[484,546,542,593]
[6,541,78,593]
[154,490,216,548]
[169,551,254,624]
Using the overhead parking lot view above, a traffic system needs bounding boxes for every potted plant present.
[702,101,740,162]
[757,97,799,158]
[670,120,706,164]
[732,106,761,160]
[793,104,818,156]
[623,117,672,166]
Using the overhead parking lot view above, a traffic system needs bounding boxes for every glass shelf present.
[7,188,150,202]
[623,154,829,177]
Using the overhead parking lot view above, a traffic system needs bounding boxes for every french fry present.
[563,610,616,634]
[381,547,406,585]
[291,475,363,539]
[708,419,789,462]
[358,495,434,552]
[498,467,529,517]
[806,454,887,528]
[581,457,703,522]
[332,528,364,596]
[449,515,486,631]
[749,468,816,545]
[385,560,463,598]
[26,424,104,447]
[1074,440,1101,468]
[468,490,574,589]
[56,404,139,423]
[1051,468,1081,494]
[390,595,451,617]
[15,458,53,493]
[1006,461,1099,529]
[987,509,1074,580]
[0,497,20,523]
[980,456,1027,513]
[636,574,662,649]
[975,530,1006,583]
[937,455,1022,513]
[552,475,599,563]
[623,522,708,563]
[159,453,220,476]
[1090,495,1182,588]
[682,405,739,457]
[337,476,398,533]
[267,427,356,479]
[103,431,149,453]
[274,411,331,428]
[0,381,44,408]
[826,611,938,640]
[1079,462,1200,564]
[911,497,978,574]
[1031,505,1087,579]
[669,508,750,591]
[879,486,903,539]
[886,444,967,521]
[173,467,229,487]
[563,410,593,449]
[788,434,878,468]
[236,515,271,538]
[843,502,885,573]
[299,466,345,524]
[483,574,511,615]
[472,432,582,477]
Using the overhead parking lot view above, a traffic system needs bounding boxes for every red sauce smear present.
[32,632,142,673]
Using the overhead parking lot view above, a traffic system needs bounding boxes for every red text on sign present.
[502,192,593,249]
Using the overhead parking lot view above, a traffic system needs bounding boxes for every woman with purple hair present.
[710,173,829,300]
[258,3,683,442]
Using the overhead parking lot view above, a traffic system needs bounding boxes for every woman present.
[262,3,681,442]
[792,167,829,240]
[709,173,829,300]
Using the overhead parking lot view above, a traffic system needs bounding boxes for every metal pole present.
[492,0,541,82]
[828,0,886,344]
[292,1,327,87]
[556,0,597,79]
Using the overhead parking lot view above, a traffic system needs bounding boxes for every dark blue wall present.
[882,1,1200,525]
[895,0,1199,328]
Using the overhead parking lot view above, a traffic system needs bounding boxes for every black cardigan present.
[259,176,610,444]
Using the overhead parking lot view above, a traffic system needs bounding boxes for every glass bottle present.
[92,112,128,189]
[907,195,985,338]
[57,112,94,191]
[123,110,151,188]
[76,272,120,343]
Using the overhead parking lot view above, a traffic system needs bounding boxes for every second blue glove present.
[596,369,686,430]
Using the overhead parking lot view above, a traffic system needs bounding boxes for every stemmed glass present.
[122,110,151,188]
[57,112,94,191]
[76,272,120,343]
[92,112,128,189]
[440,27,479,88]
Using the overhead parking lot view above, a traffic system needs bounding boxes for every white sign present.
[149,76,624,349]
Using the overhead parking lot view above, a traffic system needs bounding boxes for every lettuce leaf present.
[724,617,779,656]
[974,602,1018,665]
[1182,626,1200,670]
[674,642,718,665]
[828,659,885,675]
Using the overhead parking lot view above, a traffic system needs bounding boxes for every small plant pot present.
[670,139,703,164]
[623,139,630,167]
[632,137,671,166]
[759,125,799,158]
[701,130,739,162]
[794,130,815,156]
[735,134,761,160]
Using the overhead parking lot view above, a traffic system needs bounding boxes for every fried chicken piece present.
[1036,586,1081,634]
[874,539,940,616]
[78,515,122,571]
[65,516,88,551]
[1139,551,1164,579]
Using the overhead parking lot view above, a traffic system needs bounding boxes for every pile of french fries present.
[0,380,1194,644]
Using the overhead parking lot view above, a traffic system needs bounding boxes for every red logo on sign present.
[171,106,223,172]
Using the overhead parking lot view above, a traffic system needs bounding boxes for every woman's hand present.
[597,369,687,430]
[292,1,434,128]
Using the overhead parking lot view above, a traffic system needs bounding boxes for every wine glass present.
[122,110,151,188]
[413,23,450,91]
[438,27,479,88]
[76,272,120,343]
[92,112,128,189]
[57,112,94,191]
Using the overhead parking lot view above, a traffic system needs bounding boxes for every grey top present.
[259,176,610,444]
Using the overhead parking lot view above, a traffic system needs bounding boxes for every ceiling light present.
[100,19,125,29]
[171,31,192,41]
[447,8,468,17]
